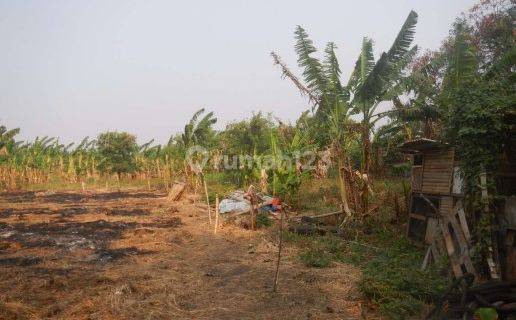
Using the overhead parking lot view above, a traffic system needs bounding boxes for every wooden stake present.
[273,208,284,293]
[203,175,212,224]
[479,171,501,280]
[214,194,219,234]
[250,199,256,231]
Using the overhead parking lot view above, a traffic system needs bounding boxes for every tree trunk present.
[361,122,371,215]
[337,155,352,218]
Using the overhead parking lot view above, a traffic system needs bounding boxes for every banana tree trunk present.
[338,156,352,217]
[361,122,371,215]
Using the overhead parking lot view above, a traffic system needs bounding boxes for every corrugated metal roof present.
[399,138,448,153]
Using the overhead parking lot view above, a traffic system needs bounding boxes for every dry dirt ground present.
[0,189,375,320]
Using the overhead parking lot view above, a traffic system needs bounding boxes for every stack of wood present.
[426,275,516,319]
[167,182,186,201]
[421,199,477,280]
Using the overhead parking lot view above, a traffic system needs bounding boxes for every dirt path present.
[0,189,369,319]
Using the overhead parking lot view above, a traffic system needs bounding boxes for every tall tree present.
[96,132,138,179]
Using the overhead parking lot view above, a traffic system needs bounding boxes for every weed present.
[290,226,448,319]
[299,234,346,268]
[256,213,272,228]
[282,230,309,244]
[300,248,332,268]
[350,230,447,319]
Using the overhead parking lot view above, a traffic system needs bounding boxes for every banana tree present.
[181,108,217,150]
[269,123,312,206]
[272,10,419,215]
[180,108,217,189]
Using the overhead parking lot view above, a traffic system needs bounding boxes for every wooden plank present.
[449,219,468,256]
[421,246,432,270]
[425,217,438,244]
[430,242,440,262]
[422,149,454,195]
[439,219,463,278]
[444,203,477,279]
[439,196,454,218]
[456,206,471,243]
[409,213,426,221]
[434,230,446,258]
[412,166,422,191]
[440,220,455,256]
[503,230,516,281]
[480,171,501,280]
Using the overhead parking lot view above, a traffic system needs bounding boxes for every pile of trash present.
[219,190,281,217]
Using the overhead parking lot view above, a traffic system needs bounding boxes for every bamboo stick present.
[214,194,219,234]
[273,208,284,293]
[203,175,212,224]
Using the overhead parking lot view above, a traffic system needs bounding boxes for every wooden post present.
[273,208,284,293]
[246,185,257,231]
[250,198,256,231]
[214,194,219,234]
[479,171,501,280]
[203,175,212,224]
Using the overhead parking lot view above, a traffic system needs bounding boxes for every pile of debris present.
[426,275,516,319]
[400,139,516,318]
[218,188,281,229]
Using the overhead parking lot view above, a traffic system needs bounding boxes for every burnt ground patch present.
[0,256,42,267]
[0,219,138,249]
[106,208,150,216]
[39,191,164,204]
[0,207,53,218]
[142,217,182,228]
[0,206,91,218]
[0,206,149,219]
[0,190,204,320]
[92,247,156,264]
[0,191,36,203]
[0,216,182,252]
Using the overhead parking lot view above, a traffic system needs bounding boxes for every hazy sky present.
[1,0,477,144]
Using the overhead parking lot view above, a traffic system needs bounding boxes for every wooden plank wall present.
[422,149,455,195]
[412,166,423,192]
[439,196,454,217]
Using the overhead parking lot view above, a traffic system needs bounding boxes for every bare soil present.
[0,189,372,319]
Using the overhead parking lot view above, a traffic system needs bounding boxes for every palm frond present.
[356,11,418,106]
[347,37,374,91]
[386,11,418,64]
[271,51,319,105]
[294,26,325,93]
[444,23,477,89]
[323,42,348,101]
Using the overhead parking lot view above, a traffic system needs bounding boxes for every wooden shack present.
[400,139,461,239]
[400,139,476,278]
[401,136,516,281]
